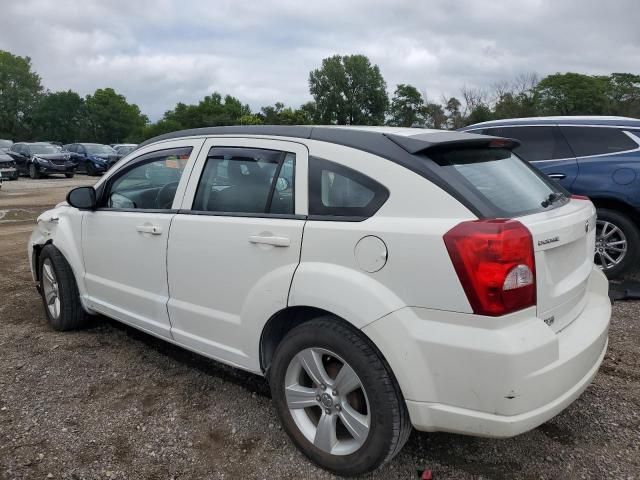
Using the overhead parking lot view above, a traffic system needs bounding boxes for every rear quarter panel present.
[289,141,475,329]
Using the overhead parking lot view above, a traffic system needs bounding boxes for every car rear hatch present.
[411,135,598,328]
[517,199,596,331]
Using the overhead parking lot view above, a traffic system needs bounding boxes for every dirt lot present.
[0,177,639,480]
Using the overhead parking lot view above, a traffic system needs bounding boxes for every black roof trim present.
[384,131,519,154]
[138,125,313,149]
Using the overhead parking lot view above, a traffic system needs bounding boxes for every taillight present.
[571,194,590,201]
[444,219,536,316]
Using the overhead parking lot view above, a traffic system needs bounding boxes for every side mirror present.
[67,186,96,210]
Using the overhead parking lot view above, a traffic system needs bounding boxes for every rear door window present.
[560,126,638,157]
[428,147,564,217]
[485,126,573,161]
[192,147,295,215]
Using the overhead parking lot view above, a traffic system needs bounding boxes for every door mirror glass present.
[67,186,96,210]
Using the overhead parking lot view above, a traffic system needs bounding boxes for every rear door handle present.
[136,224,162,235]
[548,173,566,179]
[249,234,290,247]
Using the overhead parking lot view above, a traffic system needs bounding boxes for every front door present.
[167,138,308,370]
[82,140,203,338]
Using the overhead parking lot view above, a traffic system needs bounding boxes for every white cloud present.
[0,0,637,120]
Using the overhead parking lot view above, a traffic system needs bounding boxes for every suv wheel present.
[29,164,40,179]
[39,245,90,330]
[595,208,640,278]
[269,317,411,476]
[86,163,96,176]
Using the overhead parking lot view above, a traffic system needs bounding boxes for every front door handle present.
[136,224,162,235]
[249,234,290,247]
[548,173,566,179]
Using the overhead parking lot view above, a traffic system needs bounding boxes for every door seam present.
[286,218,307,306]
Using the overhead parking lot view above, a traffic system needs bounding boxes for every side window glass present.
[480,127,502,136]
[560,126,638,157]
[104,147,192,210]
[192,147,295,215]
[270,153,295,214]
[309,157,389,218]
[500,126,572,161]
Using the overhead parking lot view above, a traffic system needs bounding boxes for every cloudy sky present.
[1,0,639,120]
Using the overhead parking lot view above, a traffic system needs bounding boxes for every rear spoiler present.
[384,131,520,155]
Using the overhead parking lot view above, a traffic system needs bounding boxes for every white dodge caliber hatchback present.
[29,126,611,476]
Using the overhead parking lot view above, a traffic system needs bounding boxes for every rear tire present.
[39,245,90,331]
[595,208,640,279]
[269,317,411,476]
[86,163,96,176]
[29,164,40,179]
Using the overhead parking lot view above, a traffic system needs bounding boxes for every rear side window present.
[428,147,563,217]
[192,147,295,215]
[484,126,573,161]
[309,157,389,219]
[560,126,638,157]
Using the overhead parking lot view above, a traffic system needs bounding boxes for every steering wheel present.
[154,181,180,209]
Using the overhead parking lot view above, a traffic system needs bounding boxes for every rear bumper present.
[362,267,610,438]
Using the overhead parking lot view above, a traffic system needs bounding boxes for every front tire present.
[595,208,640,279]
[269,317,411,476]
[29,164,40,179]
[39,245,90,331]
[86,163,96,176]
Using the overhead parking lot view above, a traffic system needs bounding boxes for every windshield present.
[86,144,116,155]
[428,147,566,217]
[30,144,60,154]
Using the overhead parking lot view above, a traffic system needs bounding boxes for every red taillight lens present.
[444,219,536,316]
[571,194,590,201]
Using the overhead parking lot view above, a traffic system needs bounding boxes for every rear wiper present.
[541,192,566,208]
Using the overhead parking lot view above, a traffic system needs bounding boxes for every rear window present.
[560,126,638,157]
[428,147,564,217]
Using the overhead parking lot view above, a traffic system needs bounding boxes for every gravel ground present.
[1,178,639,479]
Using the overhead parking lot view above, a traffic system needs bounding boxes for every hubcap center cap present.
[320,393,333,408]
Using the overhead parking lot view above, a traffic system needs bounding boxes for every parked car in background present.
[113,144,138,157]
[8,142,76,179]
[0,150,19,180]
[0,139,13,152]
[460,116,640,278]
[30,126,610,476]
[63,143,119,175]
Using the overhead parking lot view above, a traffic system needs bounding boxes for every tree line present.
[1,49,639,145]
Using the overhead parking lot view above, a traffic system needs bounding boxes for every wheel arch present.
[590,196,640,225]
[259,306,407,404]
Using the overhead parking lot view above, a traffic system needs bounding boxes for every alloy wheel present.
[595,219,627,270]
[284,347,370,456]
[42,258,61,320]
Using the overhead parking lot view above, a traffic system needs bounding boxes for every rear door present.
[483,125,578,189]
[167,138,308,370]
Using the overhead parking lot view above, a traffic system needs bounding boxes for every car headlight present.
[91,157,106,164]
[34,156,51,165]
